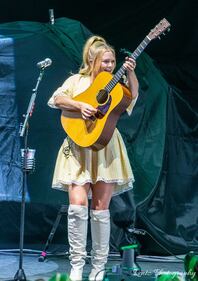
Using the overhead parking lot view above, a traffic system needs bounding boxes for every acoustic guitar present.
[61,18,171,151]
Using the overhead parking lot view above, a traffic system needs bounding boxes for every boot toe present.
[88,269,105,281]
[70,268,83,281]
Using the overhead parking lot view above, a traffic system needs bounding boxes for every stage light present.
[120,243,141,274]
[184,251,198,281]
[48,273,70,281]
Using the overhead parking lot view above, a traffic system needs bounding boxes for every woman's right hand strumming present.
[79,102,97,120]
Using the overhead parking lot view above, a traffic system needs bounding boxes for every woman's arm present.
[54,96,97,120]
[123,57,139,99]
[54,95,82,111]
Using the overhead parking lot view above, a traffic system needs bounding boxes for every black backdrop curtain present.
[0,0,197,256]
[135,86,198,254]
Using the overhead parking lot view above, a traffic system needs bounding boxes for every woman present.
[48,35,139,281]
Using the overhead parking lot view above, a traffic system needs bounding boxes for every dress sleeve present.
[126,95,138,116]
[47,75,77,109]
[121,75,138,116]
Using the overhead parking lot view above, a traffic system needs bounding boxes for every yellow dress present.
[48,74,136,197]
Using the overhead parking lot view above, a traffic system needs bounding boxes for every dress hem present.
[51,178,134,198]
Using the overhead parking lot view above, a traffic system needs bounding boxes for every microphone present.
[37,58,52,69]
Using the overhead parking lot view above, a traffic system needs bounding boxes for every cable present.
[132,228,185,262]
[0,248,68,257]
[108,226,186,262]
[137,255,184,263]
[0,249,40,254]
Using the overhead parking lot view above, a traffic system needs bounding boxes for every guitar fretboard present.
[105,36,151,93]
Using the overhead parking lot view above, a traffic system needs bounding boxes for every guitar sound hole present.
[96,89,108,104]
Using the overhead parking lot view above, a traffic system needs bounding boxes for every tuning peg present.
[167,28,171,32]
[158,36,161,40]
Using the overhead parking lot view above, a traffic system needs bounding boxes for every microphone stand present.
[11,68,46,281]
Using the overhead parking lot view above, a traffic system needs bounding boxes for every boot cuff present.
[90,209,110,223]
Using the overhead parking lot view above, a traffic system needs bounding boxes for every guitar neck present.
[105,36,151,93]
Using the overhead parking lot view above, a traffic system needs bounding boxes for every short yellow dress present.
[48,74,137,197]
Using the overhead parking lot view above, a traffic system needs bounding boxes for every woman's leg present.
[89,182,114,281]
[68,184,90,281]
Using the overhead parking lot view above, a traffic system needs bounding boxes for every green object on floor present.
[184,252,198,281]
[156,273,182,281]
[49,273,71,281]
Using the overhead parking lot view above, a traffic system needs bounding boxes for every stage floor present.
[0,251,185,281]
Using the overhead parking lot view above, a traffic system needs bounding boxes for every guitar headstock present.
[147,18,171,41]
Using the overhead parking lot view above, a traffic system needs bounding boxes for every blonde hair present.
[79,35,116,78]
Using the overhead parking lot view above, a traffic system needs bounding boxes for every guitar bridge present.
[88,110,104,121]
[95,110,104,119]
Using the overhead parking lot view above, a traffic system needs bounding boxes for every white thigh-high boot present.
[89,209,110,281]
[68,204,88,281]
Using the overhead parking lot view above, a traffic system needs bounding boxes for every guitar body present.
[61,71,132,150]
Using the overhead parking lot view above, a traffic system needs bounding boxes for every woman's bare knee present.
[91,182,114,210]
[68,184,90,206]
